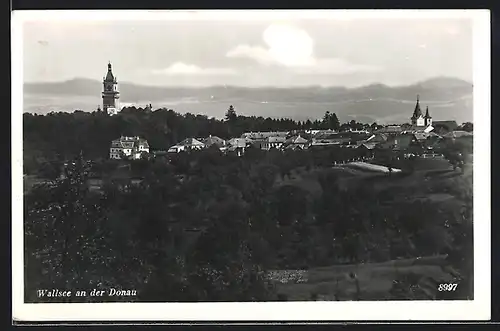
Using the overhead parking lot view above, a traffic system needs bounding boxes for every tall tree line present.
[23,106,366,169]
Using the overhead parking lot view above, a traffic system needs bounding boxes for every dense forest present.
[23,106,474,302]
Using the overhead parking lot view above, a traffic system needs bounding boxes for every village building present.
[308,129,336,137]
[283,135,309,150]
[248,138,267,150]
[226,138,248,156]
[376,133,421,152]
[241,131,289,140]
[168,138,205,153]
[365,132,389,144]
[262,136,286,150]
[375,125,403,135]
[109,136,149,159]
[102,62,120,115]
[202,135,226,149]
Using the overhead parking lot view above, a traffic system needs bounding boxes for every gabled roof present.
[286,135,308,144]
[203,135,225,147]
[366,133,388,143]
[111,136,149,150]
[227,138,247,148]
[179,138,204,146]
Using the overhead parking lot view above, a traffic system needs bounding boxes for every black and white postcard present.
[12,9,491,322]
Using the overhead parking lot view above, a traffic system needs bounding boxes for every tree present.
[321,111,340,131]
[225,105,237,122]
[329,113,340,131]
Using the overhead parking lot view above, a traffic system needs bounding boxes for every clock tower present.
[102,62,120,112]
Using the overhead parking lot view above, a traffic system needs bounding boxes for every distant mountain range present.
[23,76,473,124]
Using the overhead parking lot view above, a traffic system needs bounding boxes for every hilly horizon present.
[23,76,473,125]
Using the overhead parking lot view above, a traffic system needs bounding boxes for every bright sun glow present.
[262,23,315,67]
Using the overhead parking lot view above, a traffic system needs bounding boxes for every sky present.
[22,13,473,88]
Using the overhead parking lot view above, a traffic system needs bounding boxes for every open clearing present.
[269,255,459,300]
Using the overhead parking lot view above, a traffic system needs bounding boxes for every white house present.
[262,136,286,150]
[110,136,149,159]
[168,138,205,153]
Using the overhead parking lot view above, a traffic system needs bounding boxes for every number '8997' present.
[438,283,458,291]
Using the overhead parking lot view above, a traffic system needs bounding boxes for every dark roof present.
[424,106,432,119]
[367,133,388,143]
[411,95,423,119]
[393,134,416,150]
[111,136,148,149]
[203,136,225,147]
[105,62,115,82]
[381,133,417,150]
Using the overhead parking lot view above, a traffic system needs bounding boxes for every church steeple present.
[102,62,120,113]
[105,61,115,82]
[424,106,432,126]
[411,94,422,120]
[410,95,426,127]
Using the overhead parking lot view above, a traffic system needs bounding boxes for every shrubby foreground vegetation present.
[23,108,473,302]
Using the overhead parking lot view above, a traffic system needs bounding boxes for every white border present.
[12,10,491,322]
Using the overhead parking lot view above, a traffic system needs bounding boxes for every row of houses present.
[108,126,472,160]
[163,128,472,156]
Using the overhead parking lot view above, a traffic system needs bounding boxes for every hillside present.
[23,77,473,124]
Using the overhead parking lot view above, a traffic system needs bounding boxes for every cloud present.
[226,23,382,75]
[226,45,275,66]
[151,62,236,76]
[226,23,314,67]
